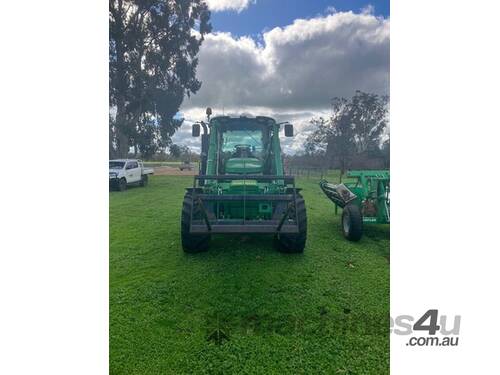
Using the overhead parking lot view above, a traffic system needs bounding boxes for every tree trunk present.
[113,7,129,158]
[325,140,335,169]
[109,125,117,159]
[115,99,129,158]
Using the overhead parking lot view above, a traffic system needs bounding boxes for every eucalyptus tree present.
[109,0,211,157]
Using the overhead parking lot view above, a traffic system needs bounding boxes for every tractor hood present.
[225,157,263,174]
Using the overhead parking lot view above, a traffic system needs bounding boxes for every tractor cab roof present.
[210,115,276,127]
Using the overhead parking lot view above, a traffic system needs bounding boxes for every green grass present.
[110,173,389,374]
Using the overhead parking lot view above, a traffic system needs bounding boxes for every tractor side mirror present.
[192,123,200,137]
[284,124,294,137]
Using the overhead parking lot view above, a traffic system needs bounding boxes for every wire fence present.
[285,166,346,181]
[286,167,325,178]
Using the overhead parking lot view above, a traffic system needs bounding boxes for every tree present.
[169,144,182,158]
[350,91,388,153]
[305,91,389,174]
[132,115,183,159]
[305,98,356,174]
[179,145,191,158]
[109,0,211,157]
[304,117,329,155]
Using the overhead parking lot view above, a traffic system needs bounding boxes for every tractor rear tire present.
[342,203,363,241]
[275,194,307,253]
[140,174,148,187]
[181,192,210,253]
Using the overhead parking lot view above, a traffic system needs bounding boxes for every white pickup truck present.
[109,159,154,191]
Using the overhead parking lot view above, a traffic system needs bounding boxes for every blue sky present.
[211,0,389,36]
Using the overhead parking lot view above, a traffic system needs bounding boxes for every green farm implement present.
[320,170,390,241]
[181,108,307,253]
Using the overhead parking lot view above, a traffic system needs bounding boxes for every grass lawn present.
[109,173,389,374]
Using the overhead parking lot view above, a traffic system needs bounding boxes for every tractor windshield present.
[221,129,264,158]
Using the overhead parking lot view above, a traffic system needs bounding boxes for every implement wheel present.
[181,192,210,253]
[275,194,307,253]
[342,203,363,241]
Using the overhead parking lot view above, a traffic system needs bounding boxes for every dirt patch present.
[153,166,197,176]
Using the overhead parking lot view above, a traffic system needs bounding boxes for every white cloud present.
[325,6,337,14]
[205,0,254,13]
[361,4,375,15]
[186,11,388,111]
[176,11,389,153]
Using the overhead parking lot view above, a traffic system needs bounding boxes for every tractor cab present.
[210,116,275,176]
[192,115,289,177]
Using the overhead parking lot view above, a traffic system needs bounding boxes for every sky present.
[172,0,390,153]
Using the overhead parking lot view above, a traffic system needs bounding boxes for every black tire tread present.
[342,203,363,241]
[118,178,127,191]
[275,194,307,253]
[181,192,210,253]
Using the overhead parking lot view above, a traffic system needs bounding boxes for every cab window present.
[109,161,125,169]
[126,161,138,170]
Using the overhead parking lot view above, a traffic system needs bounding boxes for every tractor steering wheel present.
[234,144,251,150]
[233,144,253,158]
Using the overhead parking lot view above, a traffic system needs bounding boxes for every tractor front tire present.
[275,194,307,253]
[181,192,210,253]
[341,203,363,241]
[140,174,148,187]
[118,178,127,192]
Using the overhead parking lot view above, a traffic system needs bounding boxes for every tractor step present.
[196,194,294,201]
[190,222,299,234]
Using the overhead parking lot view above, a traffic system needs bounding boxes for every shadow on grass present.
[361,224,390,261]
[209,234,277,255]
[109,183,146,194]
[312,210,390,261]
[363,224,390,241]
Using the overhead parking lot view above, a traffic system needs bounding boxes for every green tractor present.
[181,108,307,253]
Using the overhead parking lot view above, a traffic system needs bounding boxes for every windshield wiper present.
[243,130,261,147]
